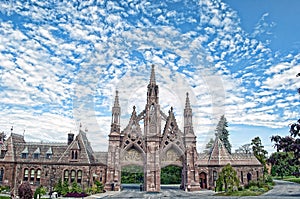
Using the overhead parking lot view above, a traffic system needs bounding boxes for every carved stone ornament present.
[162,149,181,162]
[122,149,142,162]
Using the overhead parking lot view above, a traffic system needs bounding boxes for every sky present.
[0,0,300,154]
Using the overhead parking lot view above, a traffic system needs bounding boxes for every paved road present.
[88,180,300,199]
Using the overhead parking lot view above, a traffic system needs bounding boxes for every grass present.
[273,176,300,184]
[215,189,264,196]
[214,177,274,197]
[0,196,10,199]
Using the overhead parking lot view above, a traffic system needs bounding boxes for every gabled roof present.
[198,136,262,167]
[207,136,233,165]
[46,147,52,154]
[57,130,95,164]
[122,106,143,136]
[33,147,40,154]
[69,140,80,150]
[21,146,29,154]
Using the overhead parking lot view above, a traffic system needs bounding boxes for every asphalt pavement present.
[85,180,300,199]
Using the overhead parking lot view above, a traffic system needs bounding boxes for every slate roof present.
[198,136,261,166]
[1,131,107,165]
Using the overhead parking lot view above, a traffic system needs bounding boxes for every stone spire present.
[150,64,156,85]
[111,90,121,133]
[147,65,159,105]
[184,92,194,135]
[114,90,120,107]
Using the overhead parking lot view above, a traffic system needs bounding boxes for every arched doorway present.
[121,165,144,190]
[120,147,145,190]
[247,173,252,183]
[160,147,184,190]
[161,165,182,189]
[199,172,207,189]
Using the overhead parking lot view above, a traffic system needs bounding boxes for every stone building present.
[0,65,262,194]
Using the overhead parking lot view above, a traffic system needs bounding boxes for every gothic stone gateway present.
[105,65,200,192]
[0,65,262,195]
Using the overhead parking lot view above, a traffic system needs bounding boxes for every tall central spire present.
[114,90,120,107]
[147,65,159,105]
[150,64,156,85]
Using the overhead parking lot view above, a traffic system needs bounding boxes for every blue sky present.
[0,0,300,154]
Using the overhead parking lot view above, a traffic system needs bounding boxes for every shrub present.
[249,186,259,192]
[64,192,88,198]
[265,174,273,184]
[18,182,33,199]
[71,182,82,193]
[34,186,47,199]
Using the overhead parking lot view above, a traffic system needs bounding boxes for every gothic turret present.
[145,65,161,137]
[184,92,194,135]
[111,90,120,134]
[147,64,159,105]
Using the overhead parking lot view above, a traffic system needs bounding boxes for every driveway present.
[87,180,300,199]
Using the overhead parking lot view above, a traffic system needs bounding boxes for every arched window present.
[256,171,259,180]
[213,171,218,181]
[0,168,4,183]
[77,170,82,184]
[241,171,244,183]
[100,170,103,182]
[71,151,78,160]
[30,169,35,182]
[71,170,76,183]
[64,170,69,182]
[36,169,41,185]
[23,169,29,181]
[247,173,252,183]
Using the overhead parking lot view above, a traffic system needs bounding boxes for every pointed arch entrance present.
[199,172,207,189]
[105,66,200,192]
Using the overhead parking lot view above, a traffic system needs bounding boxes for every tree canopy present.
[204,138,214,153]
[18,181,33,199]
[271,73,300,165]
[216,115,231,153]
[216,163,239,192]
[268,152,298,178]
[235,143,251,154]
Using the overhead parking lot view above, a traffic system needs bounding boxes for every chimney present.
[68,133,74,145]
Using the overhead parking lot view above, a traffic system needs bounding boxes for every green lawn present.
[274,176,300,184]
[0,196,10,199]
[215,190,264,197]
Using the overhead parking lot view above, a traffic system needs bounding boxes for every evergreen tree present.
[251,137,268,175]
[216,115,231,153]
[251,137,268,163]
[203,138,214,153]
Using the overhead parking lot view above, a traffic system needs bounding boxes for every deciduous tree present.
[216,163,239,192]
[18,181,33,199]
[268,152,298,178]
[271,73,300,164]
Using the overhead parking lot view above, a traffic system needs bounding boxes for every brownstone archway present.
[199,172,207,189]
